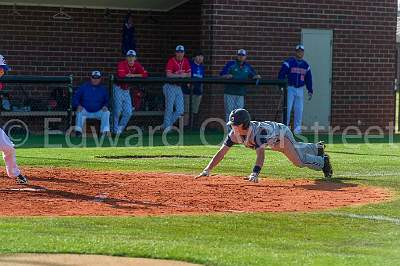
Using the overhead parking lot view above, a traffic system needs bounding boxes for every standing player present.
[0,55,28,184]
[162,45,191,132]
[220,49,261,125]
[278,44,313,134]
[183,50,205,127]
[195,109,332,182]
[114,50,148,134]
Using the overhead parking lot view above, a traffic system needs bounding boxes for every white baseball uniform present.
[224,121,324,171]
[0,128,21,177]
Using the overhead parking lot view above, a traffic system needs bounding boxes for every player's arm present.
[195,144,231,179]
[246,145,265,183]
[220,61,234,79]
[195,133,235,179]
[278,61,290,80]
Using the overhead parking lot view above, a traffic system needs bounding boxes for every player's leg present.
[237,95,244,109]
[183,94,190,126]
[0,129,26,183]
[112,85,123,133]
[224,94,236,131]
[286,86,296,127]
[171,87,184,126]
[163,84,174,129]
[225,94,237,121]
[75,108,88,134]
[93,110,110,134]
[293,88,304,134]
[271,125,324,171]
[192,95,202,114]
[118,90,133,133]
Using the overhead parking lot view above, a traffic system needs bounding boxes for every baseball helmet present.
[227,108,251,126]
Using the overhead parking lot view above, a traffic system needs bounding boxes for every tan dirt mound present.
[0,167,392,216]
[0,254,202,266]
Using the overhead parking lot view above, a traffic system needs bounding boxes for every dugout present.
[0,0,397,133]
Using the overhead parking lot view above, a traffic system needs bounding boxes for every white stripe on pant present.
[286,86,304,134]
[113,85,133,134]
[75,108,110,133]
[0,128,21,178]
[163,84,184,129]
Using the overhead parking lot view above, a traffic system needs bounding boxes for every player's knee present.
[1,145,15,155]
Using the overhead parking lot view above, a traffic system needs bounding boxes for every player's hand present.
[76,106,83,112]
[246,172,259,183]
[102,106,108,112]
[224,74,233,79]
[308,92,313,101]
[195,169,210,179]
[253,75,261,79]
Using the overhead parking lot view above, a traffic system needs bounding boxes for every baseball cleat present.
[16,174,28,185]
[322,155,333,178]
[317,141,326,156]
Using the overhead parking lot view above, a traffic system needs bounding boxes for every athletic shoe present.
[317,141,325,156]
[322,155,333,178]
[16,174,28,184]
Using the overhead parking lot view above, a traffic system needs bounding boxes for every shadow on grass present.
[297,179,358,191]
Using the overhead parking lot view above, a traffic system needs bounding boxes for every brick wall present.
[200,0,397,131]
[0,1,202,83]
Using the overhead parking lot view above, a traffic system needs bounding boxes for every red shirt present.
[165,57,191,75]
[117,60,149,89]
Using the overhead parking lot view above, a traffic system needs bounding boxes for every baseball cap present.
[126,50,137,57]
[296,44,305,51]
[237,49,247,56]
[175,45,185,52]
[91,70,102,79]
[227,109,251,126]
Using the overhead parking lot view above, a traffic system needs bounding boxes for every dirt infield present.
[0,167,391,216]
[0,254,202,266]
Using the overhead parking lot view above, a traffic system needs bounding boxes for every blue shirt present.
[183,60,205,95]
[220,60,257,96]
[278,57,313,94]
[72,81,109,112]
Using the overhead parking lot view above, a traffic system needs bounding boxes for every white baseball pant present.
[0,128,21,178]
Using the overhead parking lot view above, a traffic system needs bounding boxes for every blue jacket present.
[278,57,313,94]
[220,60,257,96]
[183,60,205,95]
[72,82,109,112]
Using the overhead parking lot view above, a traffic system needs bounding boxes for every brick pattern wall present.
[0,1,202,84]
[200,0,397,131]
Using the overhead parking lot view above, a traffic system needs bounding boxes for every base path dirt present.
[0,254,202,266]
[0,167,392,216]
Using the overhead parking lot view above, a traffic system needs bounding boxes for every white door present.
[301,29,333,130]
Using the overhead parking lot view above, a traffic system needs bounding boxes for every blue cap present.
[91,70,102,79]
[126,50,137,57]
[237,49,247,56]
[296,44,305,51]
[175,45,185,52]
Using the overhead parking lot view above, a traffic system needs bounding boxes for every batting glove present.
[247,172,259,183]
[195,169,210,179]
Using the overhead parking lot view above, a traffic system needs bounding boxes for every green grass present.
[1,134,400,265]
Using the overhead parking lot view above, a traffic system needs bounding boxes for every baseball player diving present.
[195,109,333,182]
